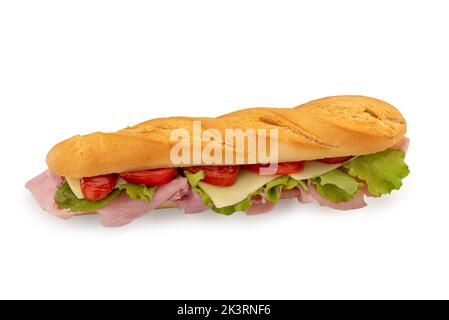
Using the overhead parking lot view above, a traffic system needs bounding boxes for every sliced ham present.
[246,194,276,215]
[252,194,268,204]
[246,201,276,215]
[148,177,189,210]
[280,188,301,199]
[97,193,151,227]
[297,187,315,204]
[246,185,320,215]
[307,183,366,210]
[175,188,209,214]
[392,137,410,153]
[25,170,72,220]
[98,177,190,227]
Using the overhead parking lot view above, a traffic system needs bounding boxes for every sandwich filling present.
[26,138,409,227]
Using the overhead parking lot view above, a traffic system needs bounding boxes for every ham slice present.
[280,188,301,199]
[392,137,410,153]
[246,201,276,215]
[25,170,72,220]
[246,194,276,215]
[98,177,190,227]
[246,187,309,215]
[97,193,151,227]
[175,189,209,214]
[149,177,189,209]
[298,187,315,204]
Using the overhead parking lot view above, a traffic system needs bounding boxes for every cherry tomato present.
[184,165,240,186]
[318,156,354,164]
[120,168,179,186]
[81,174,119,201]
[245,161,304,175]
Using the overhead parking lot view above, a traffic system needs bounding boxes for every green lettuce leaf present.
[312,169,362,202]
[317,169,361,194]
[184,170,205,187]
[343,149,410,196]
[54,182,120,212]
[119,183,157,202]
[264,175,299,203]
[297,179,309,192]
[212,197,252,215]
[184,170,259,216]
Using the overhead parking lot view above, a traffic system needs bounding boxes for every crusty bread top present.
[47,95,406,178]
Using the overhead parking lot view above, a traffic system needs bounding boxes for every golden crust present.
[47,95,406,178]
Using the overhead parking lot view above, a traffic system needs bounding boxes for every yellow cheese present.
[288,161,343,180]
[66,177,85,199]
[198,170,279,208]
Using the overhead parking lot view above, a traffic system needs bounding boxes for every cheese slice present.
[66,177,85,199]
[198,170,279,208]
[288,161,343,180]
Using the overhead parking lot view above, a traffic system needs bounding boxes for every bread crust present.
[47,95,406,178]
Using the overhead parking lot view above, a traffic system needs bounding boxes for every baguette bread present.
[47,95,406,178]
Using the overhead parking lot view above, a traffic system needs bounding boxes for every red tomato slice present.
[184,165,240,186]
[245,161,304,175]
[81,174,119,201]
[318,156,354,164]
[120,168,179,186]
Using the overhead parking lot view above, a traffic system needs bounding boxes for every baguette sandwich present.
[26,95,410,227]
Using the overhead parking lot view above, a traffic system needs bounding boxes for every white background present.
[0,0,448,300]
